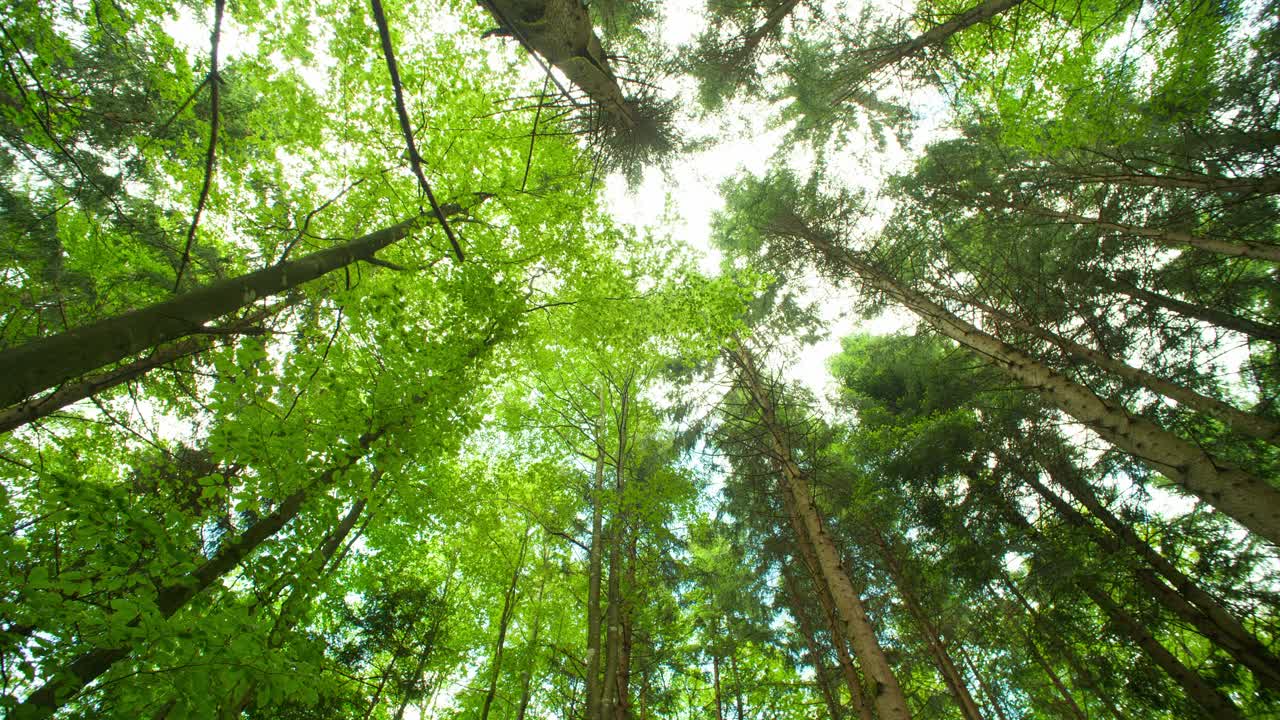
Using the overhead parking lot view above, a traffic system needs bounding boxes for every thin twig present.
[522,76,549,192]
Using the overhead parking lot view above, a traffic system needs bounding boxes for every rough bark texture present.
[480,0,635,129]
[951,288,1280,444]
[0,217,422,408]
[731,342,913,720]
[801,230,1280,545]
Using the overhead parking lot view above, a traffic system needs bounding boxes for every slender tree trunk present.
[1003,200,1280,263]
[1021,628,1089,720]
[1024,453,1280,691]
[729,652,744,720]
[11,426,387,720]
[586,391,607,720]
[870,532,984,720]
[737,0,803,60]
[481,528,532,720]
[955,646,1009,720]
[946,286,1280,444]
[1003,579,1127,720]
[994,495,1244,719]
[1073,171,1280,196]
[839,0,1024,97]
[1082,585,1243,719]
[801,230,1280,545]
[0,297,296,434]
[0,217,430,408]
[616,532,637,720]
[786,570,845,720]
[220,490,375,717]
[713,654,726,720]
[514,555,548,720]
[602,378,631,720]
[730,341,913,720]
[1100,275,1280,343]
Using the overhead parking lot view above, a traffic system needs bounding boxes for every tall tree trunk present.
[713,654,726,720]
[1003,579,1127,720]
[1017,456,1280,691]
[1100,275,1280,343]
[779,440,875,720]
[514,554,548,720]
[1073,170,1280,196]
[220,488,375,717]
[801,230,1280,545]
[869,532,984,720]
[785,570,845,720]
[1020,627,1089,720]
[994,494,1245,719]
[729,341,913,720]
[1000,199,1280,263]
[944,286,1280,444]
[729,652,745,720]
[955,646,1009,720]
[837,0,1024,100]
[616,530,637,720]
[586,390,607,720]
[0,216,432,408]
[602,377,632,720]
[0,297,296,434]
[11,427,387,720]
[736,0,803,61]
[481,528,532,720]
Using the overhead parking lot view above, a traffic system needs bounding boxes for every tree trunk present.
[802,230,1280,545]
[994,494,1244,720]
[602,378,631,720]
[1004,200,1280,263]
[0,217,428,408]
[1029,452,1280,692]
[0,297,296,434]
[1003,578,1127,720]
[481,528,532,720]
[784,569,845,720]
[221,490,375,717]
[713,654,726,720]
[514,554,548,720]
[586,391,606,720]
[955,646,1009,720]
[11,427,387,720]
[1082,585,1243,719]
[839,0,1024,98]
[946,286,1280,444]
[1073,170,1280,196]
[1021,629,1089,720]
[779,435,875,720]
[1101,275,1280,344]
[730,341,913,720]
[869,532,984,720]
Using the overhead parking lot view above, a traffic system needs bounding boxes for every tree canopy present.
[0,0,1277,718]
